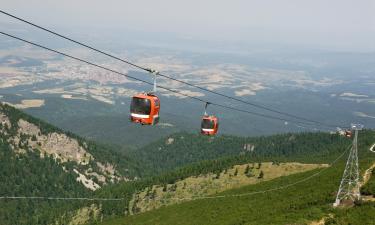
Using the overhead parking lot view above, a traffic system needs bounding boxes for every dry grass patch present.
[129,162,328,214]
[4,99,45,109]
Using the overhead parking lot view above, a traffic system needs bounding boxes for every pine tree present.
[215,171,220,179]
[151,189,157,199]
[31,135,36,141]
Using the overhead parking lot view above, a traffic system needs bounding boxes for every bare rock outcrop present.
[0,112,123,190]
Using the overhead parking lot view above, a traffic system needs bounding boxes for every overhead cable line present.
[0,144,350,202]
[0,10,345,129]
[0,31,324,129]
[0,196,123,201]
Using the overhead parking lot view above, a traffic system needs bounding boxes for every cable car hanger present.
[148,69,159,94]
[204,102,211,116]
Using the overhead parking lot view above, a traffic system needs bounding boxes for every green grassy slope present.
[2,103,374,224]
[94,130,359,220]
[99,131,375,225]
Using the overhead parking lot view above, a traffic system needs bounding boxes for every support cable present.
[0,31,325,129]
[0,10,345,129]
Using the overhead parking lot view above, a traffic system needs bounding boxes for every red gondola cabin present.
[201,115,219,135]
[130,93,160,125]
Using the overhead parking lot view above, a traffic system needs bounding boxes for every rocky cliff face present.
[0,103,124,191]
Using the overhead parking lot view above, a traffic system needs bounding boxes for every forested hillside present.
[0,140,89,224]
[100,131,375,225]
[89,130,375,224]
[0,103,141,225]
[129,131,352,176]
[0,102,142,183]
[104,168,375,225]
[1,102,374,225]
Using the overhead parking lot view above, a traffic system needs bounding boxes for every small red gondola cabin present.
[201,115,219,135]
[130,93,160,125]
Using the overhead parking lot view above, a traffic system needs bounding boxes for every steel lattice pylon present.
[333,124,364,207]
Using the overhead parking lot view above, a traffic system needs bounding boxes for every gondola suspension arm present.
[147,69,159,93]
[204,102,211,116]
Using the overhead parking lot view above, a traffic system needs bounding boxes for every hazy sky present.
[1,0,374,51]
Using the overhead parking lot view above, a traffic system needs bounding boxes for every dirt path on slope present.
[360,143,375,202]
[309,214,334,225]
[361,143,375,187]
[370,143,375,153]
[362,164,375,186]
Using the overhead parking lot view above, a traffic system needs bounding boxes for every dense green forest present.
[100,137,375,225]
[128,131,353,176]
[92,130,375,223]
[0,139,90,224]
[0,102,142,178]
[1,103,374,224]
[0,103,140,224]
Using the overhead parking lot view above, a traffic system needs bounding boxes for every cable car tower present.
[333,123,363,207]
